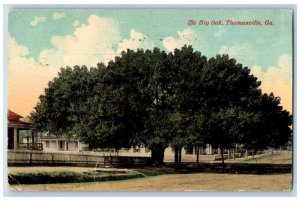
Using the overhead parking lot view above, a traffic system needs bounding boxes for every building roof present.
[8,110,23,119]
[8,110,32,128]
[8,120,32,127]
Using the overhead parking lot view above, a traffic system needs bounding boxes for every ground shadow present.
[134,162,292,175]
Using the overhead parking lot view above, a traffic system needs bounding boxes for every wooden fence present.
[17,143,43,150]
[7,151,152,167]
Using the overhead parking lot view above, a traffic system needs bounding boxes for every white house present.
[23,131,240,161]
[41,136,88,152]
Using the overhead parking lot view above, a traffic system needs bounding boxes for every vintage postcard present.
[7,8,293,192]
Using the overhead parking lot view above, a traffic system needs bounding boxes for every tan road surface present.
[10,173,292,192]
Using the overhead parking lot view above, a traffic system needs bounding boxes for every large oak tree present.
[30,46,292,165]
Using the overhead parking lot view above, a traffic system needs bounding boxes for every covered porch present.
[7,110,42,151]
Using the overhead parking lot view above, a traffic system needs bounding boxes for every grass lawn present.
[231,150,292,164]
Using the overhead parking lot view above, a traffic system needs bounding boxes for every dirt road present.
[10,173,291,192]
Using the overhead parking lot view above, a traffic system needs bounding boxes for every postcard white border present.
[1,1,298,200]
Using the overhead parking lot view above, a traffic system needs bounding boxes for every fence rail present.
[8,151,152,167]
[17,143,43,150]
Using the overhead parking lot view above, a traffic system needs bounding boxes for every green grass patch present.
[8,170,145,185]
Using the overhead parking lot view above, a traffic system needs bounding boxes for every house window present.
[45,141,50,148]
[75,142,78,149]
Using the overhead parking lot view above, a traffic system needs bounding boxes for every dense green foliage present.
[30,46,292,164]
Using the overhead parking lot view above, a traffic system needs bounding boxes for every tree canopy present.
[30,46,292,165]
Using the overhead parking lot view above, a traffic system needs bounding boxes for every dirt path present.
[10,173,292,192]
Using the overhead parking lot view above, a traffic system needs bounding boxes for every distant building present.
[40,134,88,152]
[8,109,241,162]
[37,131,231,161]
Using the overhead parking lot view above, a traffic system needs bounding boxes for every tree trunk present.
[151,145,165,166]
[220,147,225,169]
[174,146,179,169]
[178,146,182,166]
[31,132,35,143]
[196,146,200,166]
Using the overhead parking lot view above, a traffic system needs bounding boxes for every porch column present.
[56,140,59,151]
[65,141,67,151]
[13,127,18,151]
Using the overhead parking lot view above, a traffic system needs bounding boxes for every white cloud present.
[30,16,46,26]
[8,36,61,116]
[39,15,121,67]
[218,43,258,66]
[72,20,80,27]
[8,36,29,57]
[39,15,155,67]
[251,55,292,113]
[9,15,155,116]
[214,28,225,37]
[163,28,204,53]
[219,43,256,58]
[117,29,155,54]
[53,12,66,20]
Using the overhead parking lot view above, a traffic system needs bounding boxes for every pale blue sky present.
[9,9,292,69]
